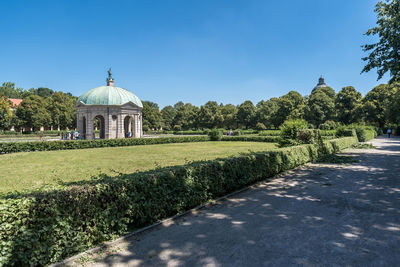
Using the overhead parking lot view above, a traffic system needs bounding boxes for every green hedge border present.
[0,136,210,154]
[0,135,282,154]
[0,136,357,266]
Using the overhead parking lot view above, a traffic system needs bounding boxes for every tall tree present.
[173,103,200,130]
[273,91,306,127]
[35,87,55,98]
[362,0,400,82]
[161,105,176,130]
[0,95,12,130]
[46,92,76,130]
[256,98,280,129]
[362,83,397,127]
[219,104,238,129]
[306,87,336,127]
[197,101,222,129]
[335,86,363,124]
[0,82,24,98]
[15,95,51,131]
[142,101,162,130]
[236,100,256,129]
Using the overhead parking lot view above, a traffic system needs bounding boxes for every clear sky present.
[0,0,389,107]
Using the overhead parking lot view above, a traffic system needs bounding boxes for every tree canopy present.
[362,0,400,82]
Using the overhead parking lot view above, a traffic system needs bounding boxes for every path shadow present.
[84,139,400,266]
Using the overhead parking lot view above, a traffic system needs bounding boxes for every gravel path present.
[74,137,400,267]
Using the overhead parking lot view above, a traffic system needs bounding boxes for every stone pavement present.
[74,137,400,266]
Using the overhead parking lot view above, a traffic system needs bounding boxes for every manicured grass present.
[0,141,277,193]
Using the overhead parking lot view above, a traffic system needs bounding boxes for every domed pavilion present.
[76,69,143,139]
[312,76,328,92]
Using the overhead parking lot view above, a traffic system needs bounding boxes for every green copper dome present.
[77,86,143,108]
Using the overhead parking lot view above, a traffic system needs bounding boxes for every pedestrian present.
[387,128,392,138]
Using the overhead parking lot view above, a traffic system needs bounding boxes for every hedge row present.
[221,136,279,142]
[258,130,281,136]
[0,136,210,154]
[0,136,358,266]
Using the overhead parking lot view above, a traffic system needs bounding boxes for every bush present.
[278,119,309,147]
[258,130,281,136]
[335,127,356,138]
[173,125,182,131]
[319,120,338,130]
[208,129,223,141]
[0,136,358,266]
[0,136,210,154]
[255,122,267,131]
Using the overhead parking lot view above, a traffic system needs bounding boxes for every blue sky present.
[0,0,388,107]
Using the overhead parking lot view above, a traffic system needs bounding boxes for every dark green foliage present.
[318,120,338,130]
[0,136,210,154]
[362,0,400,81]
[255,122,267,130]
[278,119,309,147]
[335,127,357,138]
[208,129,223,141]
[0,136,357,266]
[258,130,281,136]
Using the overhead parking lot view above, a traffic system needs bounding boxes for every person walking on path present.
[387,128,392,138]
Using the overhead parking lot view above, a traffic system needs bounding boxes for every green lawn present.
[0,141,277,193]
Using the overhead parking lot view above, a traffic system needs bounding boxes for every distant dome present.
[313,76,328,91]
[77,85,143,108]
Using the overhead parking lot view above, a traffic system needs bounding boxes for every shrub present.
[0,136,358,266]
[278,119,309,147]
[319,120,338,130]
[208,129,223,141]
[173,125,182,131]
[335,127,356,138]
[255,122,267,131]
[0,136,210,154]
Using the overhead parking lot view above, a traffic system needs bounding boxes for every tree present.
[0,95,12,130]
[35,87,55,98]
[0,82,24,98]
[236,100,256,129]
[386,82,400,124]
[197,101,222,129]
[362,83,397,127]
[15,95,51,131]
[273,91,306,127]
[362,0,400,82]
[305,87,336,127]
[219,104,238,129]
[335,86,363,124]
[46,92,76,130]
[173,103,200,130]
[256,98,280,129]
[161,105,176,130]
[142,101,162,130]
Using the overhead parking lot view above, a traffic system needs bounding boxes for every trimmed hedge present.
[221,136,279,142]
[0,136,210,154]
[258,130,281,136]
[0,136,357,266]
